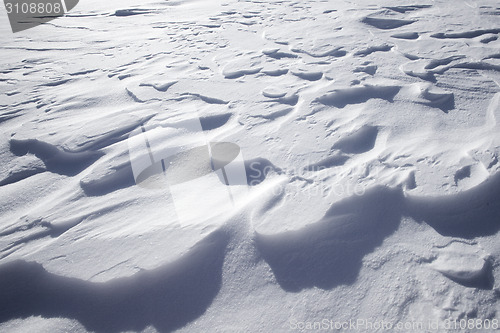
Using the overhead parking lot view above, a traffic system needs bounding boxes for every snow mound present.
[430,242,492,288]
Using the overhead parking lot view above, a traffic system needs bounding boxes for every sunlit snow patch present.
[127,113,248,228]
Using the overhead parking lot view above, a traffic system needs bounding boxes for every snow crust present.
[0,0,499,332]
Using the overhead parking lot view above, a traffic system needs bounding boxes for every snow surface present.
[0,0,500,332]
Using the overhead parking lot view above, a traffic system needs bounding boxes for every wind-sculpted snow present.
[255,186,404,291]
[9,138,103,177]
[361,17,416,30]
[0,231,228,332]
[316,85,401,108]
[354,44,392,57]
[0,0,500,331]
[331,126,378,154]
[391,32,419,40]
[431,29,500,39]
[430,242,493,289]
[407,173,500,239]
[257,173,500,291]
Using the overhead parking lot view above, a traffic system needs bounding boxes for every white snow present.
[0,0,500,332]
[430,242,490,283]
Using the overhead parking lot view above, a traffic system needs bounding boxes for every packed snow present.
[0,0,499,332]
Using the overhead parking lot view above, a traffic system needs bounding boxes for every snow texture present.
[0,0,500,332]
